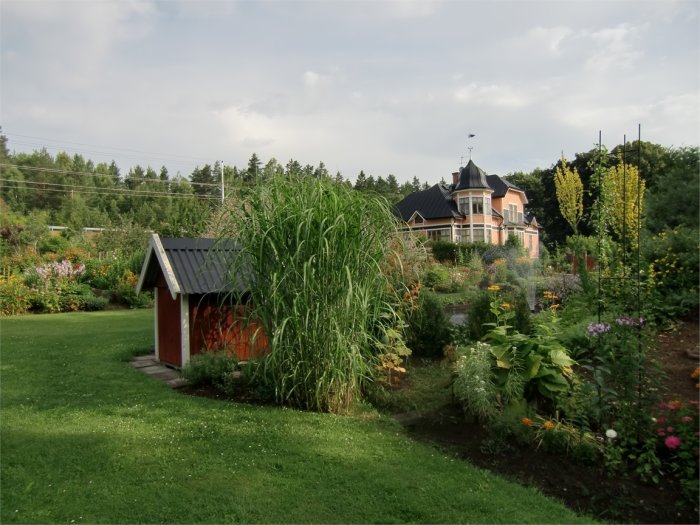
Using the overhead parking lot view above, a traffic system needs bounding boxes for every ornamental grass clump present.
[220,175,405,413]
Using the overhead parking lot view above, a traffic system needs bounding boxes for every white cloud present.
[382,0,441,18]
[217,106,279,148]
[453,83,531,109]
[303,71,322,88]
[528,25,573,54]
[582,23,644,72]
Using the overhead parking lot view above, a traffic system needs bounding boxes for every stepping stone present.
[167,377,188,388]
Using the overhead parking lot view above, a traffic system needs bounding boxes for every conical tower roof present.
[453,160,491,191]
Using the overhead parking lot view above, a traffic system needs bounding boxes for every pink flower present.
[658,429,666,437]
[667,426,674,433]
[682,416,692,424]
[656,417,666,424]
[664,435,682,449]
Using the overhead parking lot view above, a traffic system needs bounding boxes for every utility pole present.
[220,160,224,204]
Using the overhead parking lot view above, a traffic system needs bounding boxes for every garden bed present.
[400,314,699,525]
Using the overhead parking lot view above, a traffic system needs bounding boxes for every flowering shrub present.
[32,259,85,281]
[515,412,601,462]
[654,399,700,500]
[113,270,152,308]
[0,273,33,315]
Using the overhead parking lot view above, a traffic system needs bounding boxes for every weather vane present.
[467,133,476,161]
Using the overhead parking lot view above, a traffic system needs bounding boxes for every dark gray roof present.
[394,161,534,223]
[453,160,491,190]
[486,174,524,199]
[395,184,461,221]
[137,235,247,297]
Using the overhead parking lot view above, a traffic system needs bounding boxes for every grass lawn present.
[1,310,593,524]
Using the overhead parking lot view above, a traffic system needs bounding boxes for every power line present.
[0,163,222,188]
[0,178,220,200]
[4,132,218,172]
[6,132,214,164]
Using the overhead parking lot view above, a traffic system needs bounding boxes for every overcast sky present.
[1,0,698,184]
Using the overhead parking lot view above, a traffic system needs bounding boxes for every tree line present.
[505,141,699,249]
[1,131,697,251]
[0,134,430,238]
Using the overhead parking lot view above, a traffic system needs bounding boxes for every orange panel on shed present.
[189,295,268,361]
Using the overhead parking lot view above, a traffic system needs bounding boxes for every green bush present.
[422,264,451,290]
[405,292,452,357]
[38,235,69,255]
[80,295,109,311]
[468,287,531,341]
[182,350,239,391]
[112,270,153,308]
[644,226,699,321]
[429,240,458,263]
[59,282,94,311]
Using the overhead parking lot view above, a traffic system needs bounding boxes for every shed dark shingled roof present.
[395,184,461,221]
[137,235,247,298]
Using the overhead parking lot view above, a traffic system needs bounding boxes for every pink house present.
[395,160,540,257]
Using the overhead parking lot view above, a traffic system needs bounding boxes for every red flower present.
[664,435,682,449]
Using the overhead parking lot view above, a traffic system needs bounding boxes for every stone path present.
[130,354,188,389]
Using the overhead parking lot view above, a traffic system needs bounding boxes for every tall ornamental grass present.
[222,176,404,412]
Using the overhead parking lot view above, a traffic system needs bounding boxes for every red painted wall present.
[156,284,182,367]
[189,295,268,361]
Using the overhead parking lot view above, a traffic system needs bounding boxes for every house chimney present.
[452,172,460,185]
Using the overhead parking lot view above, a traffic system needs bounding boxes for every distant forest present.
[0,133,429,239]
[1,131,697,250]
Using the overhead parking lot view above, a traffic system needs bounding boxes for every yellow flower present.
[487,285,501,292]
[500,302,511,310]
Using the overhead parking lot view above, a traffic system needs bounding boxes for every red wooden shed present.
[136,234,267,368]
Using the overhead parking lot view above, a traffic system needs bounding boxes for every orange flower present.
[543,420,554,430]
[521,417,532,427]
[500,302,511,310]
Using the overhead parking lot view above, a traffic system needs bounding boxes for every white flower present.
[605,429,618,440]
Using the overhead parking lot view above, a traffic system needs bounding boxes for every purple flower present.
[587,322,611,337]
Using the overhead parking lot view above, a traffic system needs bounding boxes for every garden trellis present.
[592,125,649,431]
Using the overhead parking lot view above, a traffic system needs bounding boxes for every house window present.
[427,228,451,241]
[507,204,517,223]
[458,197,469,215]
[472,197,484,215]
[413,215,424,224]
[472,228,485,242]
[460,228,471,243]
[485,197,491,216]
